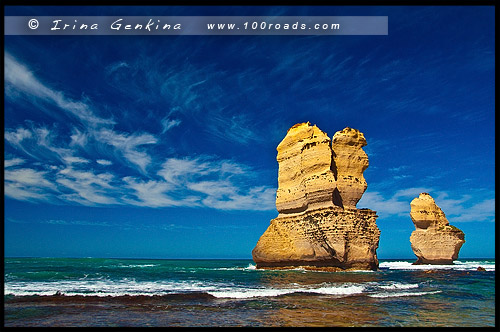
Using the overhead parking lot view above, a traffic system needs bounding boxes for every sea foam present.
[369,290,442,298]
[4,278,366,299]
[379,282,419,290]
[208,284,365,299]
[379,260,495,271]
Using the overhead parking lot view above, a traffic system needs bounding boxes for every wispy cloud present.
[5,52,115,127]
[6,125,90,167]
[61,156,90,164]
[4,167,59,202]
[122,176,198,208]
[358,187,432,217]
[94,128,157,173]
[105,61,130,75]
[4,52,275,211]
[96,159,113,166]
[5,127,34,159]
[359,187,494,223]
[4,157,26,168]
[4,153,276,211]
[433,192,495,222]
[102,50,268,147]
[205,113,264,145]
[69,128,88,147]
[160,117,181,134]
[55,166,120,206]
[5,52,160,175]
[126,156,275,210]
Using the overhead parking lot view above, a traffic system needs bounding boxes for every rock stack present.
[331,127,369,209]
[409,193,465,264]
[252,122,380,271]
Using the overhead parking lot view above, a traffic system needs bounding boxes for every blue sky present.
[4,6,495,259]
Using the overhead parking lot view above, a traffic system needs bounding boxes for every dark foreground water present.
[4,258,495,327]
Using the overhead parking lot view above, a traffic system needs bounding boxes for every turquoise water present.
[4,257,496,327]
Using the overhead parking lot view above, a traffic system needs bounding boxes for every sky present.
[3,5,495,259]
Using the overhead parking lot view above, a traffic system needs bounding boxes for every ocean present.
[3,257,495,327]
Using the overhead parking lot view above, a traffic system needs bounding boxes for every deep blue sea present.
[4,257,495,327]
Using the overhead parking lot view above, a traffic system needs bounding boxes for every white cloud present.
[126,156,276,210]
[5,113,157,176]
[359,187,494,223]
[4,53,159,175]
[3,153,275,211]
[158,157,247,185]
[161,117,181,134]
[5,125,92,167]
[4,168,56,189]
[433,192,494,223]
[122,176,198,208]
[4,157,25,168]
[453,199,495,222]
[55,167,120,205]
[4,168,58,201]
[358,191,412,217]
[106,61,130,75]
[95,128,157,173]
[33,127,76,162]
[158,157,213,185]
[392,187,433,199]
[5,127,32,147]
[218,161,246,175]
[201,185,276,211]
[69,128,88,147]
[5,52,115,127]
[393,174,412,180]
[187,180,235,196]
[96,159,113,166]
[358,187,434,217]
[3,53,274,211]
[389,166,409,172]
[62,156,90,164]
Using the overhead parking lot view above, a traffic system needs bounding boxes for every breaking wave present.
[379,260,495,271]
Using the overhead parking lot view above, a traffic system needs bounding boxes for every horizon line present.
[4,256,495,261]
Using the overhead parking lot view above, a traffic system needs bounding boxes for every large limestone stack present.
[409,193,465,264]
[252,122,380,271]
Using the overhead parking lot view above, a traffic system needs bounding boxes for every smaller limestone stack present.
[409,193,465,264]
[331,128,369,209]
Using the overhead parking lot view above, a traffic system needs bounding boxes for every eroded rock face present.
[252,207,380,270]
[252,122,380,271]
[331,127,368,209]
[275,122,336,214]
[410,193,465,264]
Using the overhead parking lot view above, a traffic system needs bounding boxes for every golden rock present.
[252,122,380,270]
[410,193,465,264]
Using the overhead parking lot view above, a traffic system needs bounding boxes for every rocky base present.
[254,262,378,272]
[412,259,455,265]
[252,207,380,271]
[410,227,465,265]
